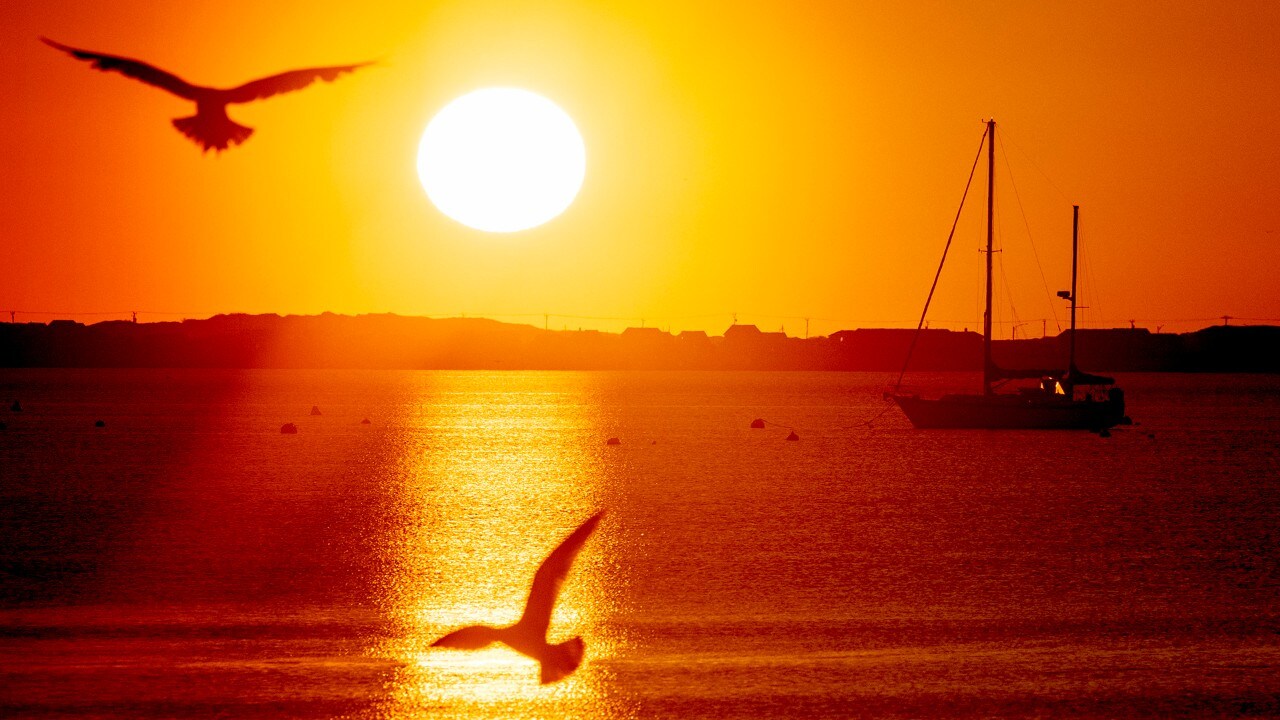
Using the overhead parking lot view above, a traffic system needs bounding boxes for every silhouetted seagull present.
[431,511,604,684]
[41,37,370,152]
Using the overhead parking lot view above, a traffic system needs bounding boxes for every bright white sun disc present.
[417,88,586,233]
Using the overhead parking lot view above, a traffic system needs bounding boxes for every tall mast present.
[1067,204,1080,389]
[982,119,995,395]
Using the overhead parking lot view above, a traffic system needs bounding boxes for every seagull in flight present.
[41,37,371,153]
[431,511,604,684]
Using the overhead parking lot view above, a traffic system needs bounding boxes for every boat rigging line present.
[998,133,1063,334]
[891,124,989,395]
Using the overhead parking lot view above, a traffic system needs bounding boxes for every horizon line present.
[3,309,1273,339]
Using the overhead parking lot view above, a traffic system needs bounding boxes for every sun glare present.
[417,88,586,233]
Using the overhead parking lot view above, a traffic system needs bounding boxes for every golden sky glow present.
[4,1,1280,335]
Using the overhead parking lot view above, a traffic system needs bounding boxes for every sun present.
[417,88,586,233]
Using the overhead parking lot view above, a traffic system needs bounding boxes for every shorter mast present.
[1067,205,1079,394]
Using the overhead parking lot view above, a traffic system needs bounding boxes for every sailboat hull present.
[893,393,1125,430]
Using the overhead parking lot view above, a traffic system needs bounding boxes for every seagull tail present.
[171,110,253,153]
[538,636,585,684]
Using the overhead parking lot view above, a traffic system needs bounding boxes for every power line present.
[6,309,224,317]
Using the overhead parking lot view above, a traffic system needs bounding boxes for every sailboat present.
[891,120,1128,430]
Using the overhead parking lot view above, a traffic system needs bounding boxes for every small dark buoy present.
[10,400,21,412]
[1119,416,1133,426]
[606,437,621,445]
[1098,428,1111,438]
[94,420,106,428]
[1147,433,1155,439]
[750,418,765,429]
[786,431,799,441]
[651,440,657,445]
[360,418,371,425]
[281,423,298,434]
[0,421,6,430]
[310,406,322,416]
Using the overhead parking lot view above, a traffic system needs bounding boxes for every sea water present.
[1,369,1278,718]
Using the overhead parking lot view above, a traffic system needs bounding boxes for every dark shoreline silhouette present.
[1,313,1277,372]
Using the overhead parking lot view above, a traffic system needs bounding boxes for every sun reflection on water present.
[385,649,591,709]
[367,373,628,718]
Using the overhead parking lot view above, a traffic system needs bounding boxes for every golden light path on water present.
[364,373,631,719]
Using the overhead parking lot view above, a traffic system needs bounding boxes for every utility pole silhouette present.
[544,313,549,331]
[8,311,13,324]
[132,311,138,324]
[804,317,810,339]
[1221,315,1233,326]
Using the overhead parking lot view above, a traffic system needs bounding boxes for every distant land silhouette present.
[2,313,1278,372]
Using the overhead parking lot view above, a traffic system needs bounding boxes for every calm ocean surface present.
[1,369,1278,718]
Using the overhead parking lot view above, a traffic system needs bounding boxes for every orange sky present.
[4,1,1279,336]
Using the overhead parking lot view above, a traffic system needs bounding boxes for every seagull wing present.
[518,512,604,640]
[41,37,200,100]
[224,63,371,104]
[430,624,502,650]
